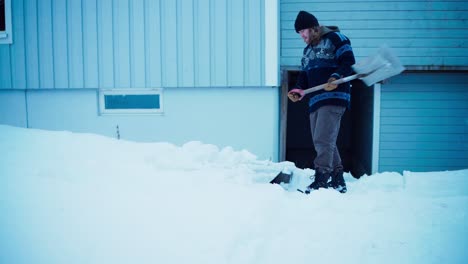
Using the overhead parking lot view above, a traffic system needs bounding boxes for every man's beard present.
[308,32,321,45]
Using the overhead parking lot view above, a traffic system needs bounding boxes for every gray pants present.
[309,105,346,173]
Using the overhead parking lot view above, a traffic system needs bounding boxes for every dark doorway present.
[283,70,373,178]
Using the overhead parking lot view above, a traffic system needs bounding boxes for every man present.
[288,11,355,194]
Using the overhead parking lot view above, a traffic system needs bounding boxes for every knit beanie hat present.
[294,11,319,33]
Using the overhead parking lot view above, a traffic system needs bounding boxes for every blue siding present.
[82,0,99,88]
[98,0,115,88]
[38,0,54,88]
[229,0,245,86]
[145,0,162,88]
[10,0,26,89]
[379,72,468,172]
[0,44,11,89]
[24,0,40,88]
[53,0,69,88]
[245,0,264,85]
[194,0,211,86]
[177,0,194,87]
[160,0,177,87]
[280,0,468,67]
[1,0,270,89]
[211,0,228,86]
[68,0,84,88]
[114,0,131,88]
[131,1,146,88]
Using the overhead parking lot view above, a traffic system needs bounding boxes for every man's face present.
[299,28,320,45]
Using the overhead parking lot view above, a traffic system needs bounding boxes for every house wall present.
[0,0,277,89]
[0,90,27,127]
[379,72,468,172]
[280,0,468,66]
[0,87,280,161]
[0,0,281,161]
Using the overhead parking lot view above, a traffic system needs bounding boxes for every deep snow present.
[1,125,467,264]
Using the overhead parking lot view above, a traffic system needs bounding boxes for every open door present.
[280,69,373,178]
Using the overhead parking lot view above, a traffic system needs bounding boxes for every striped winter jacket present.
[295,26,356,113]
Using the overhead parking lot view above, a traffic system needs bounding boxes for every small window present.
[99,89,164,115]
[0,0,12,44]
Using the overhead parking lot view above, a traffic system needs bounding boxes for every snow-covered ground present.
[1,125,467,264]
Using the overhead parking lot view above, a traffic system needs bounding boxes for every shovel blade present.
[270,171,293,185]
[353,46,405,86]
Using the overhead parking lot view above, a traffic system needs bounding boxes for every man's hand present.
[325,77,339,91]
[288,88,305,102]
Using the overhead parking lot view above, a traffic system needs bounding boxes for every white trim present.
[264,0,279,86]
[371,83,381,174]
[98,88,164,115]
[0,0,13,44]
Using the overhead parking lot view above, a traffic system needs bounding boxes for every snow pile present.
[0,125,467,264]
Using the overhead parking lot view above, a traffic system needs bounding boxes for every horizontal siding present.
[379,72,468,172]
[0,0,267,89]
[280,0,468,67]
[379,165,464,172]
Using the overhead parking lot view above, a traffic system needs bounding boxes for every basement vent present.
[99,89,163,115]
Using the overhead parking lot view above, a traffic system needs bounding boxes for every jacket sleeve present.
[329,32,356,79]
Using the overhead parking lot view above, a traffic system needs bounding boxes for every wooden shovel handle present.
[302,74,362,95]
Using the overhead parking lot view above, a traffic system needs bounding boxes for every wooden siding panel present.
[97,0,114,88]
[5,0,266,89]
[194,0,211,86]
[160,0,178,87]
[0,46,12,89]
[228,0,245,86]
[380,141,467,151]
[68,0,84,88]
[280,0,468,67]
[82,0,99,88]
[381,108,468,117]
[381,124,465,134]
[131,0,146,88]
[381,149,468,160]
[211,0,228,86]
[38,0,54,88]
[145,0,162,88]
[245,0,263,85]
[379,165,464,173]
[177,0,195,87]
[381,116,466,126]
[281,2,468,12]
[52,0,69,88]
[380,133,466,143]
[10,0,27,89]
[379,72,468,172]
[114,0,131,88]
[381,100,467,109]
[379,158,468,168]
[24,0,40,88]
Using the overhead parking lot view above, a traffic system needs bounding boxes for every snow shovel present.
[270,171,293,185]
[294,46,405,96]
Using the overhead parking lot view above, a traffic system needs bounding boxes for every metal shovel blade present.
[353,46,405,86]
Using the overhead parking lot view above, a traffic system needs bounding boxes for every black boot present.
[328,168,347,193]
[305,170,330,194]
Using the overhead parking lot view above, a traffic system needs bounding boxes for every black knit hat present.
[294,11,319,33]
